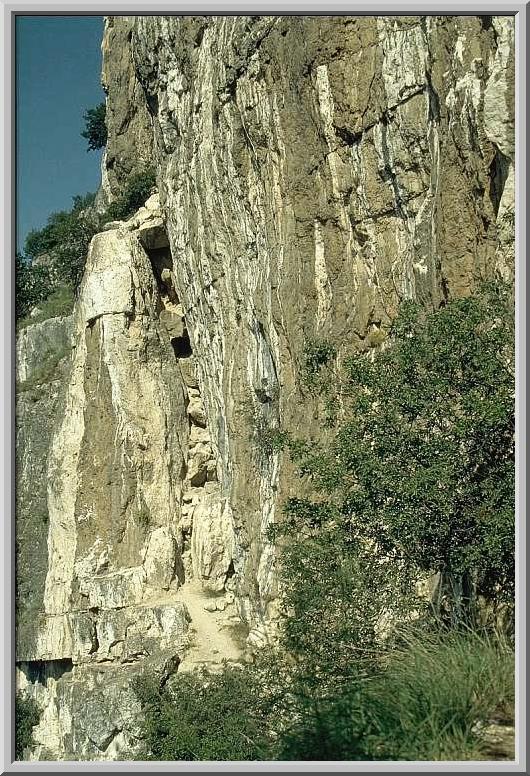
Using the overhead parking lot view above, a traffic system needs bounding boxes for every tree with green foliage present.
[280,283,514,626]
[16,167,159,322]
[268,283,514,755]
[15,253,54,320]
[105,168,157,221]
[130,284,514,763]
[81,102,107,151]
[21,192,99,301]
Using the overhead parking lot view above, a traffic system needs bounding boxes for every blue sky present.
[16,16,105,252]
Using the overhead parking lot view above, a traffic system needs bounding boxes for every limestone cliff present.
[16,14,515,760]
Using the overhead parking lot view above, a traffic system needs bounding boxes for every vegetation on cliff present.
[15,694,39,759]
[133,283,515,761]
[15,170,156,324]
[81,102,107,151]
[284,282,515,624]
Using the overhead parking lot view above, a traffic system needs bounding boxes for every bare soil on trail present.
[176,580,243,672]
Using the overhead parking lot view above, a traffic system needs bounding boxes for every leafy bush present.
[15,167,158,322]
[17,285,75,330]
[303,339,336,379]
[15,694,39,759]
[23,194,96,265]
[16,193,99,321]
[129,285,514,763]
[241,394,286,457]
[133,665,273,760]
[131,631,514,762]
[276,284,514,625]
[105,168,157,222]
[270,501,419,690]
[81,102,107,151]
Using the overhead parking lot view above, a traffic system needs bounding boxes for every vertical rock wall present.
[17,198,195,759]
[117,14,515,625]
[16,316,74,659]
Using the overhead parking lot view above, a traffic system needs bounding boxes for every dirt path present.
[176,581,243,672]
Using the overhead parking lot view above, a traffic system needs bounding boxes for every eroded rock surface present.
[17,197,241,759]
[127,14,514,626]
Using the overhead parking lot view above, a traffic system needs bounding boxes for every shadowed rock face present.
[15,15,515,760]
[16,316,74,660]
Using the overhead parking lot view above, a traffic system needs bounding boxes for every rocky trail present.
[176,581,244,672]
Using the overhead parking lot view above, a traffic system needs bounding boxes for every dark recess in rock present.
[489,147,510,216]
[171,331,193,359]
[18,658,74,684]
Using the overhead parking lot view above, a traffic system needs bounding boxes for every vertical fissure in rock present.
[141,223,231,591]
[380,119,406,220]
[426,72,440,123]
[489,147,510,217]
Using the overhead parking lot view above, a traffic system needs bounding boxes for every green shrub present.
[279,284,514,625]
[260,283,515,761]
[15,166,158,321]
[16,192,99,320]
[104,168,156,222]
[270,503,420,690]
[127,287,514,763]
[274,630,514,761]
[15,694,39,759]
[45,201,99,290]
[131,632,514,762]
[132,665,273,761]
[15,254,54,321]
[240,393,286,458]
[23,194,96,264]
[303,339,336,379]
[81,102,107,151]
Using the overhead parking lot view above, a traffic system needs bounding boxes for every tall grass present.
[276,629,515,761]
[361,628,514,760]
[131,629,514,762]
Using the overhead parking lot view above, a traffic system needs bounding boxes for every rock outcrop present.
[16,14,515,760]
[16,196,239,759]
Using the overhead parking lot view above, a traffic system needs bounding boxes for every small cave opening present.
[148,246,179,305]
[171,330,193,359]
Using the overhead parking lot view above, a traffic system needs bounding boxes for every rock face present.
[16,14,515,761]
[16,315,74,659]
[126,13,515,622]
